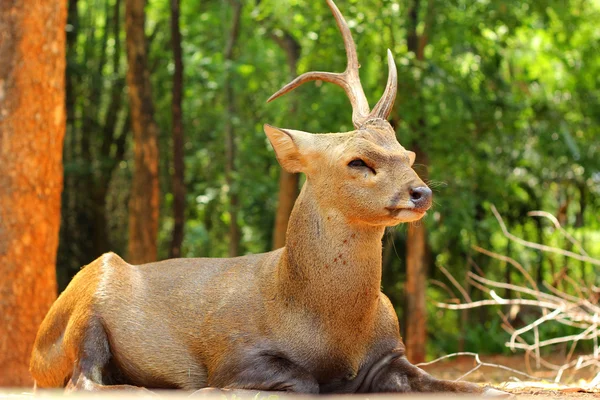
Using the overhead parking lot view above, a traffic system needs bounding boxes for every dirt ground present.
[419,353,599,398]
[0,354,597,399]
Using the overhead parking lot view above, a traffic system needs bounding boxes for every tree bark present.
[125,0,160,264]
[59,0,127,287]
[224,0,242,257]
[169,0,185,259]
[93,0,125,258]
[272,170,300,249]
[405,223,428,363]
[404,0,433,364]
[271,31,301,250]
[575,183,587,281]
[0,0,66,386]
[58,0,79,287]
[405,147,429,364]
[575,182,586,228]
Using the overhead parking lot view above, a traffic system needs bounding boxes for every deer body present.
[31,163,405,392]
[31,1,506,395]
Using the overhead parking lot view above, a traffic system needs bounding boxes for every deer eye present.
[348,159,367,168]
[348,159,376,175]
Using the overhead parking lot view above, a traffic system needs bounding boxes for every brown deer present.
[30,0,506,396]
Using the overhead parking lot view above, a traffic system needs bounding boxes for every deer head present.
[265,0,431,227]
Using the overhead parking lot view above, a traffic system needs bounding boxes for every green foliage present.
[61,0,599,357]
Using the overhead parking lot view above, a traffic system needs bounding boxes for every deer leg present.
[65,315,153,394]
[189,388,287,399]
[66,372,155,394]
[366,353,510,396]
[200,351,319,394]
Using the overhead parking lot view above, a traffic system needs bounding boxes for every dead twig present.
[438,265,472,302]
[527,211,589,257]
[490,205,600,266]
[472,245,538,291]
[434,207,600,385]
[415,352,543,382]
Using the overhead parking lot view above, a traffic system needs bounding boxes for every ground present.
[420,353,599,398]
[0,354,597,399]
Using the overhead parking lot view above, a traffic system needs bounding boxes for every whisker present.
[424,180,447,192]
[391,231,402,261]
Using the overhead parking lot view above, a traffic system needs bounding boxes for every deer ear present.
[264,124,310,173]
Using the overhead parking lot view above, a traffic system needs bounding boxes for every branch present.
[527,211,589,257]
[436,297,558,310]
[490,205,600,266]
[438,265,471,302]
[416,352,543,381]
[472,245,538,291]
[468,272,563,304]
[429,279,458,302]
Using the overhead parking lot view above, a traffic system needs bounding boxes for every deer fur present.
[30,0,507,396]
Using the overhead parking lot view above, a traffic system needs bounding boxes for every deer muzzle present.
[409,186,432,211]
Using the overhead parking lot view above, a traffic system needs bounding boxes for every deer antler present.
[267,0,398,129]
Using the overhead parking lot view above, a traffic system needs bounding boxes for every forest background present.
[0,0,598,388]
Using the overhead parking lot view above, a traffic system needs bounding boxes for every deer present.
[30,0,506,396]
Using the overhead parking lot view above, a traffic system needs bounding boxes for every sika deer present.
[30,0,506,395]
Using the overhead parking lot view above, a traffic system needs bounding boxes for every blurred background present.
[0,0,598,389]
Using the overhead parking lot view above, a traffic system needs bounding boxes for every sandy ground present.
[0,387,597,399]
[1,355,597,399]
[419,353,599,398]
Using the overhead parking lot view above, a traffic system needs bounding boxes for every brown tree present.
[168,0,185,259]
[404,0,434,364]
[58,0,130,288]
[0,0,66,386]
[271,31,301,250]
[125,0,160,264]
[405,147,429,364]
[224,0,243,257]
[169,0,185,258]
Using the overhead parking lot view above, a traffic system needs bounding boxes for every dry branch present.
[434,207,600,385]
[415,352,543,382]
[490,205,600,266]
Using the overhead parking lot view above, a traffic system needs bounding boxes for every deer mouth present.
[386,207,427,218]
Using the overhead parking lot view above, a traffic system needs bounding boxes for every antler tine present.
[267,0,371,129]
[326,0,370,125]
[267,71,348,104]
[368,50,398,121]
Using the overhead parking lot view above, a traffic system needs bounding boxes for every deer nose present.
[409,186,432,210]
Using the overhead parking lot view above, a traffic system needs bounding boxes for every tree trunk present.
[59,0,127,287]
[91,0,125,258]
[273,170,300,249]
[0,0,66,386]
[58,0,80,288]
[405,148,429,364]
[169,0,185,259]
[404,0,433,364]
[125,0,160,264]
[505,235,513,299]
[405,223,428,363]
[91,186,110,255]
[224,0,242,257]
[271,31,301,250]
[458,251,470,353]
[575,183,587,282]
[535,201,545,285]
[575,182,586,228]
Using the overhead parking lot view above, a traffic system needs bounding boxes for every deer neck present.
[277,181,384,319]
